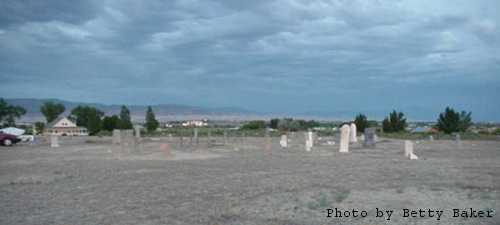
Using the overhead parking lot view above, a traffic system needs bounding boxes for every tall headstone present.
[223,130,228,145]
[349,123,357,143]
[305,130,313,152]
[50,135,59,148]
[265,129,271,154]
[194,127,199,145]
[112,129,121,145]
[134,126,141,138]
[404,140,418,160]
[404,140,413,158]
[363,128,376,148]
[280,134,288,148]
[339,124,350,153]
[207,129,212,145]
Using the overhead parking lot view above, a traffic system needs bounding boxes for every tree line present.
[0,97,480,135]
[37,101,159,135]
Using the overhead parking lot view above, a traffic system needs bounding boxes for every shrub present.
[382,110,407,133]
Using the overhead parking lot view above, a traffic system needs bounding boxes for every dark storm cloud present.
[0,0,499,120]
[0,0,99,27]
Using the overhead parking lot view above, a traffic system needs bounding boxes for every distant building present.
[182,120,208,127]
[44,117,88,136]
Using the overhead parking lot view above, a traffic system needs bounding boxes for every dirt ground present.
[1,135,499,225]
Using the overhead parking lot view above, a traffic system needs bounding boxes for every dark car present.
[0,131,21,146]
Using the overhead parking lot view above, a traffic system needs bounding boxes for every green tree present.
[382,110,407,133]
[241,120,266,130]
[102,115,120,131]
[70,106,104,135]
[40,101,65,123]
[436,107,472,134]
[354,114,368,133]
[119,105,133,129]
[145,106,159,132]
[269,118,280,129]
[458,111,472,132]
[0,98,26,127]
[34,121,45,135]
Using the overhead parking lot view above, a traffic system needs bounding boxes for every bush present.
[436,107,472,134]
[354,114,368,133]
[382,110,407,133]
[240,120,266,130]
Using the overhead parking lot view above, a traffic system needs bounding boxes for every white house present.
[181,120,208,127]
[44,117,88,136]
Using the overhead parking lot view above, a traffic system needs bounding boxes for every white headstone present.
[194,127,199,145]
[305,131,313,151]
[134,126,141,138]
[50,135,59,148]
[349,123,357,143]
[404,140,413,158]
[339,124,350,153]
[112,129,121,145]
[280,134,288,148]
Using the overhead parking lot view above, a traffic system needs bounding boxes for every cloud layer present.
[1,0,499,120]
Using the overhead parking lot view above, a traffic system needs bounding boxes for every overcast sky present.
[1,0,499,121]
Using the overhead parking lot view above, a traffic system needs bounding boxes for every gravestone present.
[363,128,376,148]
[112,129,121,145]
[264,129,271,154]
[50,135,59,148]
[349,123,357,143]
[194,128,199,145]
[223,130,228,145]
[207,130,212,145]
[280,134,288,148]
[404,140,413,158]
[305,130,313,151]
[134,126,141,138]
[160,143,173,159]
[404,140,418,160]
[120,129,137,153]
[339,124,350,153]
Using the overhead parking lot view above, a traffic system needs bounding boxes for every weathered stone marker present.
[120,129,137,153]
[207,130,212,145]
[194,127,199,145]
[50,135,59,148]
[265,129,271,154]
[339,124,350,153]
[363,128,376,148]
[134,126,141,138]
[404,140,413,158]
[305,130,313,151]
[160,143,172,159]
[404,140,418,160]
[280,134,288,148]
[112,129,121,145]
[223,130,228,145]
[349,123,357,143]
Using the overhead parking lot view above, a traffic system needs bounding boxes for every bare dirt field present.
[1,136,499,225]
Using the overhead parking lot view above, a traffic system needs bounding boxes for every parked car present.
[0,131,21,146]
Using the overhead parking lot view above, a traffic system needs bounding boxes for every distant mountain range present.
[4,98,260,122]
